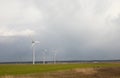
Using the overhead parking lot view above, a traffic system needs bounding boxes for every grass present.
[0,63,120,76]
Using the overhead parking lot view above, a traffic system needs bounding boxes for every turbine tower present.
[30,36,40,64]
[42,49,47,64]
[53,49,57,64]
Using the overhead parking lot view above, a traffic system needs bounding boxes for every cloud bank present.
[0,0,120,62]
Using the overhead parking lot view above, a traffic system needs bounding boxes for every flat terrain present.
[0,63,120,78]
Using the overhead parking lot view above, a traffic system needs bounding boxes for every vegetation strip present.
[0,63,120,76]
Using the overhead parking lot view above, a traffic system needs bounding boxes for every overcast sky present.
[0,0,120,62]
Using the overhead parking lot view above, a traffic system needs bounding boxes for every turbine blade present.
[29,34,34,43]
[35,41,40,44]
[32,43,35,47]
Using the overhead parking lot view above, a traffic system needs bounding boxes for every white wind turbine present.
[30,36,40,64]
[52,49,57,64]
[42,49,47,64]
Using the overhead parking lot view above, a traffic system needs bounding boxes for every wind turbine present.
[42,49,47,64]
[53,49,57,64]
[30,36,40,64]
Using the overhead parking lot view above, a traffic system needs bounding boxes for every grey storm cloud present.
[0,0,120,62]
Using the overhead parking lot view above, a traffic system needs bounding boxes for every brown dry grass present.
[74,68,97,75]
[1,67,120,78]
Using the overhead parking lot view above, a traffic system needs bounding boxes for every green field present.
[0,63,119,76]
[0,63,120,78]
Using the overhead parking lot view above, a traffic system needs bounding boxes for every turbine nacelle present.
[32,41,35,43]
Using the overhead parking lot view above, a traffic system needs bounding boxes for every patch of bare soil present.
[1,75,33,78]
[74,68,97,75]
[1,75,14,78]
